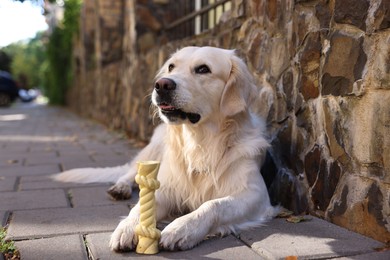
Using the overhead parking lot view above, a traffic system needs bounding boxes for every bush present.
[44,0,81,104]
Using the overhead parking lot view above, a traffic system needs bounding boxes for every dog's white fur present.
[53,46,279,251]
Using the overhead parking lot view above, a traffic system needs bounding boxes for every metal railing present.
[165,0,232,40]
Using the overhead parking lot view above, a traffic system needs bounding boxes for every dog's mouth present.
[158,103,201,124]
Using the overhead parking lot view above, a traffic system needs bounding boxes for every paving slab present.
[0,164,60,177]
[55,145,86,154]
[57,150,90,158]
[0,151,29,161]
[338,250,390,259]
[0,189,68,211]
[15,235,87,260]
[89,157,130,166]
[239,217,384,259]
[0,211,8,226]
[24,153,59,165]
[25,154,93,166]
[0,144,28,153]
[58,152,95,160]
[0,176,17,192]
[19,175,102,190]
[28,144,58,152]
[69,185,137,208]
[6,205,129,240]
[0,156,24,167]
[87,232,263,260]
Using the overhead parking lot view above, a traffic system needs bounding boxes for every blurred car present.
[0,71,37,106]
[0,70,19,106]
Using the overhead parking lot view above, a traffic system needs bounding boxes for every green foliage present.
[44,0,81,104]
[1,32,46,89]
[0,50,12,72]
[0,227,18,257]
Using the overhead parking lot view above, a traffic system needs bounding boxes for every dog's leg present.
[107,125,165,200]
[107,163,137,200]
[159,188,277,251]
[109,196,169,251]
[109,203,140,251]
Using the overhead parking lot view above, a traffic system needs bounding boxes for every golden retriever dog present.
[53,46,280,251]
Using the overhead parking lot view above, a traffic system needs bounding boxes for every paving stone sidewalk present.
[1,102,389,260]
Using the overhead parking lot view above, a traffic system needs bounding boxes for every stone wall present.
[67,0,390,242]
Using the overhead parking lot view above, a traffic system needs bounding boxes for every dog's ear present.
[220,54,257,117]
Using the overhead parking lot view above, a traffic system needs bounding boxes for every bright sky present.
[0,0,48,47]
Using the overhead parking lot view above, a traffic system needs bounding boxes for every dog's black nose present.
[155,78,176,94]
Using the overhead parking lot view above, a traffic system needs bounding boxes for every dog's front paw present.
[160,215,208,251]
[107,182,132,200]
[109,218,138,252]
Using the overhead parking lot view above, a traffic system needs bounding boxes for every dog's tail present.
[51,163,130,184]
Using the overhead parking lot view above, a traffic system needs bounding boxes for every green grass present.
[0,226,20,259]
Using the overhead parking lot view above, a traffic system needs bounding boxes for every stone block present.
[0,143,28,152]
[28,143,58,152]
[61,161,101,171]
[334,0,369,30]
[0,176,17,192]
[315,0,331,29]
[136,6,161,31]
[0,211,8,226]
[0,155,24,167]
[266,0,277,22]
[239,217,384,259]
[322,32,366,96]
[270,37,289,79]
[366,0,389,33]
[299,32,321,100]
[327,175,390,243]
[0,190,68,211]
[338,250,390,260]
[364,32,390,89]
[348,91,390,172]
[24,153,60,166]
[6,205,129,240]
[138,32,157,54]
[304,145,341,212]
[19,175,100,190]
[70,186,137,208]
[322,98,347,160]
[15,235,87,260]
[87,232,262,259]
[89,154,129,165]
[59,155,95,165]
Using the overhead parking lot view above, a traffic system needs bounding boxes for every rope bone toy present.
[134,161,161,254]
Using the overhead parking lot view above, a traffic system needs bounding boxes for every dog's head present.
[152,46,257,125]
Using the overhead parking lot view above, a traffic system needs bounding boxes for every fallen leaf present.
[285,256,298,260]
[277,209,294,218]
[374,244,390,252]
[7,159,19,164]
[286,215,312,223]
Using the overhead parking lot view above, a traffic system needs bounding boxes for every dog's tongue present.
[159,104,176,110]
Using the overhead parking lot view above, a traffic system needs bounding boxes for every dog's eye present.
[195,65,211,74]
[168,64,175,72]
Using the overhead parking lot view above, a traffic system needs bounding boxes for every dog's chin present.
[159,108,201,124]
